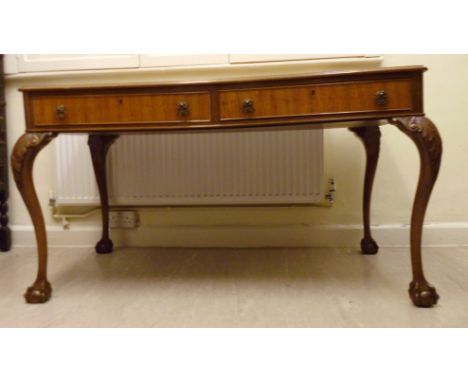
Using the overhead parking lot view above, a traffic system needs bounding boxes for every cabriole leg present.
[390,117,442,307]
[88,134,119,254]
[350,126,381,255]
[11,132,57,303]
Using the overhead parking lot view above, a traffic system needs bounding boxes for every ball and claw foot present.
[24,280,52,304]
[95,237,113,254]
[360,237,379,255]
[409,281,439,308]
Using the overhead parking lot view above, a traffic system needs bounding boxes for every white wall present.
[5,55,468,247]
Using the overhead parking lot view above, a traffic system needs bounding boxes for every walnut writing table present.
[12,66,442,307]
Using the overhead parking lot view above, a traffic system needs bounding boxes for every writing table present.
[12,66,442,307]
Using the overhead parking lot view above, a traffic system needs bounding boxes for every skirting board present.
[10,222,468,248]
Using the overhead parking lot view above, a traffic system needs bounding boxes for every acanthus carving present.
[11,133,57,189]
[390,117,442,182]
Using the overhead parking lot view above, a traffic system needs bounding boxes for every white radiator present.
[54,128,324,206]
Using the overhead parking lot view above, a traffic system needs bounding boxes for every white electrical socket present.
[120,210,138,228]
[109,211,119,228]
[109,210,138,229]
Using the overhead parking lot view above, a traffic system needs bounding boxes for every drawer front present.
[219,79,415,121]
[31,92,211,126]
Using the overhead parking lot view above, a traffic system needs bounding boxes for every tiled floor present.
[1,246,467,327]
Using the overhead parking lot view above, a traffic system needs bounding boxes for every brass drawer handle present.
[55,105,67,120]
[242,99,255,114]
[177,101,189,117]
[375,90,388,106]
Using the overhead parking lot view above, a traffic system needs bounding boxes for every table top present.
[19,66,427,92]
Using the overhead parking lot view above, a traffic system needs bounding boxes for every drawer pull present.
[375,90,388,106]
[177,101,189,117]
[55,105,67,120]
[242,99,255,114]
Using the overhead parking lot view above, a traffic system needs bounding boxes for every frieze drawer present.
[30,92,212,127]
[218,79,416,121]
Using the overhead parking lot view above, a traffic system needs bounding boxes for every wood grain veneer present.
[31,92,211,126]
[219,79,415,121]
